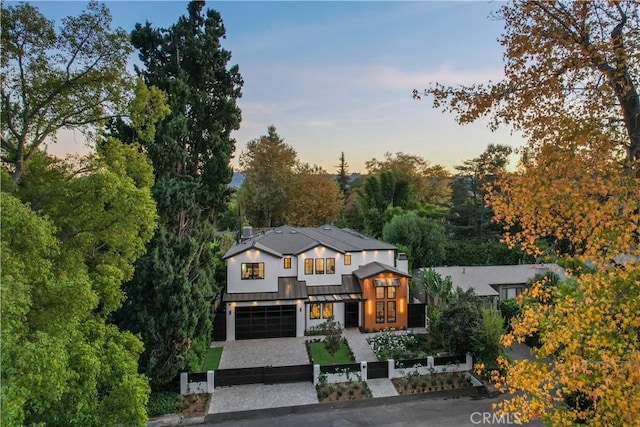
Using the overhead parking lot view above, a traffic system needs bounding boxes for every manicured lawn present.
[202,347,223,371]
[308,341,355,365]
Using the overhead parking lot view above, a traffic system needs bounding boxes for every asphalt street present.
[205,394,545,427]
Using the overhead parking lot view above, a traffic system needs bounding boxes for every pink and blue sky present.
[20,1,522,173]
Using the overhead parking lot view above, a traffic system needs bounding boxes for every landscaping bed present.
[391,372,472,395]
[368,330,442,361]
[306,339,355,365]
[180,393,211,417]
[148,392,211,418]
[316,381,372,402]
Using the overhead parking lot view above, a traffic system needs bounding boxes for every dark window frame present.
[387,301,396,323]
[310,303,321,319]
[326,258,335,274]
[322,303,333,319]
[241,262,265,280]
[375,301,385,323]
[304,259,313,275]
[344,253,351,265]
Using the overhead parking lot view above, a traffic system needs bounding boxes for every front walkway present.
[367,378,399,398]
[343,329,378,362]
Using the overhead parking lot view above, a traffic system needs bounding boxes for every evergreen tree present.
[335,152,350,195]
[114,1,242,388]
[448,144,512,240]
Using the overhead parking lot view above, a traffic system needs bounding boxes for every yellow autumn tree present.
[416,1,639,425]
[286,163,343,227]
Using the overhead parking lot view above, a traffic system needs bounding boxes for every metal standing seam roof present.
[352,261,412,280]
[223,274,365,303]
[222,277,308,302]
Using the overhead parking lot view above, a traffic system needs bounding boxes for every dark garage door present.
[235,305,296,340]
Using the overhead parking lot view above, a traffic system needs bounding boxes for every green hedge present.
[442,241,533,266]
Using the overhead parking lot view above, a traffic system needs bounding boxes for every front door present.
[344,302,359,328]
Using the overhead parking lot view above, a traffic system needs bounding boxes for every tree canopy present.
[286,163,343,227]
[238,125,296,227]
[114,0,243,388]
[419,1,640,424]
[382,212,446,269]
[1,139,156,426]
[1,1,133,182]
[449,144,512,240]
[366,152,451,206]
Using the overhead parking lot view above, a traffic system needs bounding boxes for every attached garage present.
[235,305,297,340]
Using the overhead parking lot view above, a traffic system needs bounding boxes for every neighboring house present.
[222,225,410,340]
[425,264,566,309]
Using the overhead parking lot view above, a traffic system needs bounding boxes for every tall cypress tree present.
[114,1,242,388]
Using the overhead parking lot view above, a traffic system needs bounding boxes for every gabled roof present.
[353,262,411,280]
[223,224,397,259]
[425,264,566,297]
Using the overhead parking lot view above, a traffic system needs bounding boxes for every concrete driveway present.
[215,337,310,369]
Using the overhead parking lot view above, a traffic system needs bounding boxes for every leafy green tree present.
[448,144,512,240]
[238,125,297,227]
[382,212,446,268]
[365,152,451,206]
[435,289,483,355]
[412,268,455,311]
[356,170,413,237]
[1,1,133,182]
[114,0,243,388]
[442,240,531,266]
[2,138,156,426]
[472,308,506,373]
[216,190,240,232]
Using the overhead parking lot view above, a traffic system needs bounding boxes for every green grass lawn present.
[202,347,223,371]
[308,341,355,365]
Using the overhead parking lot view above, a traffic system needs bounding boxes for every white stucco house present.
[222,225,411,341]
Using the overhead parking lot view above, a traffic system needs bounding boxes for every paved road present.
[206,394,544,427]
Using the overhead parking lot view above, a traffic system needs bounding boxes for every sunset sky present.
[23,1,523,173]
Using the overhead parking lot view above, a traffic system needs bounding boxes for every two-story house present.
[222,225,410,340]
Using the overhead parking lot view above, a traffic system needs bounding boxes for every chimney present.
[241,226,253,241]
[396,252,408,274]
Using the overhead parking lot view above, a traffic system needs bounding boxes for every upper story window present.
[373,276,399,323]
[283,257,292,269]
[241,262,264,280]
[304,259,313,275]
[326,258,335,274]
[344,253,351,265]
[304,258,336,275]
